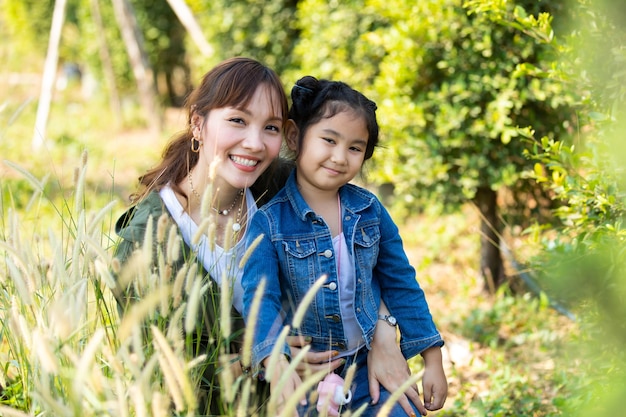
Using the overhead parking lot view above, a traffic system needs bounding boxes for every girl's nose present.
[330,147,347,164]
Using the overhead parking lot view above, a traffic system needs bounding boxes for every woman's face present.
[194,84,284,191]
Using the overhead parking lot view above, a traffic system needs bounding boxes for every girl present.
[242,76,448,416]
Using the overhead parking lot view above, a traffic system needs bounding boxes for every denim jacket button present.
[323,249,333,258]
[328,282,337,291]
[332,314,341,322]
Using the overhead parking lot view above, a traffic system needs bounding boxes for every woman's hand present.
[264,355,304,417]
[286,335,344,379]
[367,321,428,416]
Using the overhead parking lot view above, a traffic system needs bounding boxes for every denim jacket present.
[242,171,443,369]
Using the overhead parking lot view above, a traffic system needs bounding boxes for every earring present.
[191,136,201,153]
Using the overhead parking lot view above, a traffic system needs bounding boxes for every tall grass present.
[1,151,192,415]
[0,151,367,416]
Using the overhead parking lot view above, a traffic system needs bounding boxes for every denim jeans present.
[297,346,420,417]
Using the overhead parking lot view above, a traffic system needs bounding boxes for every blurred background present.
[1,0,625,415]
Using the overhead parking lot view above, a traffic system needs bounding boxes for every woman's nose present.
[242,129,264,151]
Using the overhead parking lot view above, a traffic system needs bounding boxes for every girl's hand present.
[286,335,344,378]
[421,347,448,411]
[367,322,428,416]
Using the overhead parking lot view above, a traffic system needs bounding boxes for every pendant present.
[232,222,241,232]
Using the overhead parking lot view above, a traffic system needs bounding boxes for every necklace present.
[230,198,244,232]
[336,193,342,278]
[188,172,202,201]
[215,189,244,232]
[188,172,244,232]
[212,189,244,216]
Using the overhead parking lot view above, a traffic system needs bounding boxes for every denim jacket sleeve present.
[374,202,444,359]
[241,210,291,369]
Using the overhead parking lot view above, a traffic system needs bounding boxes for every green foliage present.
[437,287,577,417]
[1,0,54,57]
[369,0,576,213]
[73,0,135,94]
[191,0,299,75]
[288,0,578,227]
[517,1,626,416]
[284,0,386,86]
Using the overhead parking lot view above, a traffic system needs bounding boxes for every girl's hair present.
[289,76,379,160]
[131,57,289,203]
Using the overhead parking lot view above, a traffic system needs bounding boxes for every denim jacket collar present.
[284,170,376,221]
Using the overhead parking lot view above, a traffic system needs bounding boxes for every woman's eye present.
[322,137,335,144]
[266,124,280,132]
[229,118,245,124]
[350,146,363,152]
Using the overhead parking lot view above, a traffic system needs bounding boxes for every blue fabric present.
[296,347,421,417]
[242,170,443,369]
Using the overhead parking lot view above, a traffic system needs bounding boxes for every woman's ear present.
[190,112,203,137]
[285,120,299,151]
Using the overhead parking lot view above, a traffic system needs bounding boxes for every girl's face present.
[194,84,284,191]
[292,109,368,194]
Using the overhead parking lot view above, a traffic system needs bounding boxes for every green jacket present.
[112,160,292,415]
[114,191,243,414]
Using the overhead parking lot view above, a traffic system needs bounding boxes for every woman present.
[113,57,420,416]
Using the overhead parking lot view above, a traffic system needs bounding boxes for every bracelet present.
[237,349,252,377]
[237,349,269,381]
[238,348,252,377]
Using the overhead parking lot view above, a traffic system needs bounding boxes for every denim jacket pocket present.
[353,225,381,271]
[283,238,317,258]
[281,239,319,297]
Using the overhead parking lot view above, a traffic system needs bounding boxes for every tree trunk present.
[111,0,161,131]
[32,0,67,149]
[166,0,213,57]
[91,0,122,128]
[474,186,504,293]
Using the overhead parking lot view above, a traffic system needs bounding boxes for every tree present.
[130,0,192,107]
[283,0,386,86]
[33,0,67,149]
[112,0,161,129]
[189,0,300,75]
[292,0,578,292]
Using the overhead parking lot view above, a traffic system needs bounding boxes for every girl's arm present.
[241,213,290,367]
[367,301,428,417]
[421,346,447,411]
[374,202,443,357]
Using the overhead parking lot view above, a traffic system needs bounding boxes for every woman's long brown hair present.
[130,57,288,204]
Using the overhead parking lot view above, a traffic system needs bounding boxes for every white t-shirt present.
[159,185,257,313]
[334,232,365,356]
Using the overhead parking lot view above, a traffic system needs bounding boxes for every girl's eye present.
[322,137,336,144]
[229,117,245,125]
[350,146,364,152]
